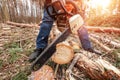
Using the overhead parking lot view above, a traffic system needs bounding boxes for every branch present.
[90,36,112,52]
[90,34,120,48]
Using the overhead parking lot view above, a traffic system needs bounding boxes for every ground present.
[0,23,120,80]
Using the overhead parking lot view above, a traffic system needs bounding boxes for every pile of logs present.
[6,21,120,80]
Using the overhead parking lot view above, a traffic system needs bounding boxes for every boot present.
[29,48,44,62]
[87,48,102,55]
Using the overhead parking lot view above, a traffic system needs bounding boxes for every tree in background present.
[0,0,119,27]
[0,0,44,23]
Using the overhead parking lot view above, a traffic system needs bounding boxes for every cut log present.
[90,34,120,48]
[52,41,74,64]
[29,65,55,80]
[90,36,112,52]
[86,26,120,34]
[76,52,120,80]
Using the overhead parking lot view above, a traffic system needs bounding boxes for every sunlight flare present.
[89,0,111,8]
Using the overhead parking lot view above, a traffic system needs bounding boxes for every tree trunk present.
[86,26,120,34]
[76,52,120,80]
[1,0,10,22]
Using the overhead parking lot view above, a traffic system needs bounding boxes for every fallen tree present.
[53,41,120,80]
[76,52,120,80]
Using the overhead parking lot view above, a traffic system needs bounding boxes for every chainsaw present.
[31,0,84,71]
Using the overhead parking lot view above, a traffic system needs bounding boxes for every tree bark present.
[1,0,10,22]
[76,52,120,80]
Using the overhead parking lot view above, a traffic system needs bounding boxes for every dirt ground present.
[0,23,120,80]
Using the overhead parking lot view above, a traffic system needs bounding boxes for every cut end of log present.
[29,65,55,80]
[52,42,74,64]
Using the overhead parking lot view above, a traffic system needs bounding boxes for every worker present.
[29,0,101,62]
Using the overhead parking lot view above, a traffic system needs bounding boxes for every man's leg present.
[78,25,101,54]
[29,8,55,62]
[78,25,92,50]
